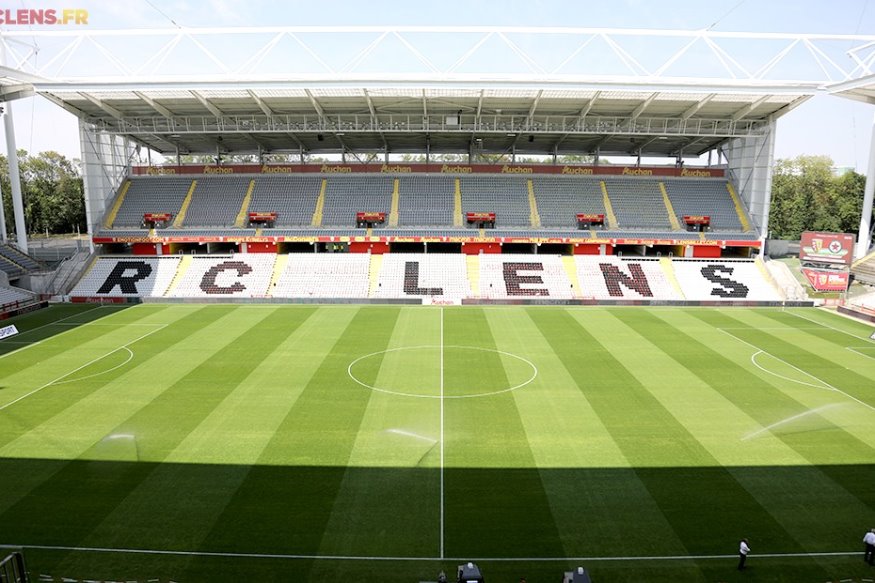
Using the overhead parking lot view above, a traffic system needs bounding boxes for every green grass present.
[1,303,874,582]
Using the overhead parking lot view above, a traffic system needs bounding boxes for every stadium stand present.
[0,255,25,278]
[851,290,875,311]
[461,176,531,227]
[575,256,680,300]
[322,176,394,227]
[181,176,251,227]
[672,260,782,301]
[398,175,456,227]
[249,175,323,227]
[167,254,276,297]
[0,285,35,306]
[0,243,42,272]
[273,253,371,298]
[533,176,606,229]
[67,253,786,302]
[98,173,764,240]
[372,254,470,300]
[479,254,574,299]
[851,251,875,285]
[71,256,181,297]
[605,179,673,230]
[110,177,194,228]
[664,179,747,232]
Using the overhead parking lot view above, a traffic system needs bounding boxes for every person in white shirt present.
[864,528,875,566]
[738,538,751,570]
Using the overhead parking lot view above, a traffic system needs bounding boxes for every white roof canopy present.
[2,26,873,156]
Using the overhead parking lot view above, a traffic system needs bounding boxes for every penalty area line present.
[0,544,860,562]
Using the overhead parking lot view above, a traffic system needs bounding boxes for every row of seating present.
[71,254,782,301]
[0,243,43,278]
[107,174,750,232]
[0,285,35,306]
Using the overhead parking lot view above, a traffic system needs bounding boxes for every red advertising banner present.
[143,213,172,222]
[683,215,711,225]
[132,163,725,178]
[577,213,605,222]
[249,212,276,223]
[799,231,855,266]
[92,233,760,249]
[356,212,386,222]
[467,212,496,222]
[801,267,850,292]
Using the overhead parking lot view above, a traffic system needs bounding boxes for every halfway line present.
[439,306,445,560]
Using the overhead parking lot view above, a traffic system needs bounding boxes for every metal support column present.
[0,170,7,242]
[3,102,28,252]
[857,112,875,259]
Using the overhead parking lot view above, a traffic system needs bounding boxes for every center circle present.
[347,345,538,399]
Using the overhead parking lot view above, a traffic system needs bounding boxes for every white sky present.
[1,0,874,170]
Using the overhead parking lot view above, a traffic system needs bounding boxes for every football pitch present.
[1,303,874,582]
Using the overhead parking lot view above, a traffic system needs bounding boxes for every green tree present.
[767,155,868,240]
[0,150,85,237]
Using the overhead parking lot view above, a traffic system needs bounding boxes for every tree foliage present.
[768,155,869,240]
[0,150,86,236]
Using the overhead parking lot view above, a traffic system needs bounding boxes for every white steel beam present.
[680,93,715,120]
[134,91,173,118]
[40,92,91,119]
[190,90,224,117]
[0,84,34,102]
[304,89,325,117]
[362,88,377,117]
[731,95,770,121]
[247,89,274,117]
[577,91,600,120]
[527,90,543,122]
[80,93,125,119]
[630,92,658,121]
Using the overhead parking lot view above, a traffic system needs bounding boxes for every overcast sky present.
[1,0,874,170]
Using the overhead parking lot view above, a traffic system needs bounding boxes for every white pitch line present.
[439,306,445,560]
[785,309,875,343]
[0,543,860,562]
[0,305,107,359]
[846,346,875,361]
[718,328,875,414]
[750,351,831,391]
[50,347,135,386]
[0,325,166,413]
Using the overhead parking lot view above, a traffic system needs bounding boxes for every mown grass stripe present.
[186,307,401,573]
[681,309,875,464]
[483,308,697,565]
[679,309,875,516]
[591,308,874,555]
[0,306,228,453]
[0,306,162,385]
[442,307,565,559]
[63,308,343,560]
[311,308,441,564]
[0,306,316,573]
[529,308,813,569]
[0,305,122,357]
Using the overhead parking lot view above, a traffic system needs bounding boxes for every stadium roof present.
[2,26,875,158]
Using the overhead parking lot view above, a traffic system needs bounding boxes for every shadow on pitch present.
[0,458,873,583]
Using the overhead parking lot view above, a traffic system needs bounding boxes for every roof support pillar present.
[0,162,6,242]
[857,112,875,258]
[2,102,27,252]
